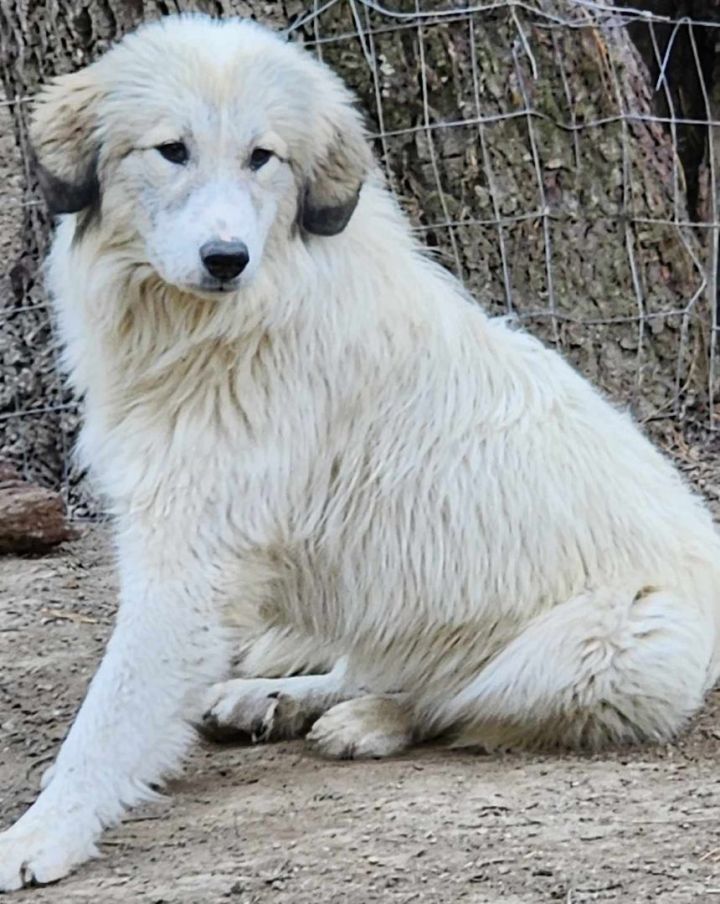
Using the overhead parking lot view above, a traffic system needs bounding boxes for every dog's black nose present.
[199,240,250,281]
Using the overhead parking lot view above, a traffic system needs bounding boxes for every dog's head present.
[30,16,373,295]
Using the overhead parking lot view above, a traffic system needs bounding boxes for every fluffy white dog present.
[1,13,719,891]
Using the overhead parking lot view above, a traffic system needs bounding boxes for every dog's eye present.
[156,142,189,165]
[249,148,273,171]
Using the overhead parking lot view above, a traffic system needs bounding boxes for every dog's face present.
[30,17,372,296]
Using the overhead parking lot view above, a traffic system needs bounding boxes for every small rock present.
[0,461,77,554]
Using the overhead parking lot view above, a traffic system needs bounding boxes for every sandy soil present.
[1,525,720,904]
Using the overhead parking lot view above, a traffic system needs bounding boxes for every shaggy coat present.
[1,14,719,890]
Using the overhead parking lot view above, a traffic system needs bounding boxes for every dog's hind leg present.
[306,694,414,759]
[426,584,717,751]
[238,624,337,679]
[200,657,354,742]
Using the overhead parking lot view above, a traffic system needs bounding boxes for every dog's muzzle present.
[199,240,250,282]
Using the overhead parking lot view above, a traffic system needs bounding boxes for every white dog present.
[1,14,719,891]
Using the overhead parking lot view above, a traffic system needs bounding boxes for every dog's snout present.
[200,240,250,281]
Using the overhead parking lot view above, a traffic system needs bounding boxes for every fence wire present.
[1,0,719,516]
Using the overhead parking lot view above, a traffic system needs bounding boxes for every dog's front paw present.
[0,810,98,892]
[200,678,319,743]
[200,678,283,742]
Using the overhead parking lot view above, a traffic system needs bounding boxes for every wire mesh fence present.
[1,0,719,516]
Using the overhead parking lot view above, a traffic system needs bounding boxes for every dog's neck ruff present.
[65,179,450,387]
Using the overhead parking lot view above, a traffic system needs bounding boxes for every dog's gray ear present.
[302,104,373,237]
[30,70,103,215]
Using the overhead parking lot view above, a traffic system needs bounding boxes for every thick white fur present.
[2,14,720,891]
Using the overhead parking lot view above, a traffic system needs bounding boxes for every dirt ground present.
[1,523,719,904]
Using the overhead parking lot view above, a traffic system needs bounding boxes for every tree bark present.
[0,1,714,510]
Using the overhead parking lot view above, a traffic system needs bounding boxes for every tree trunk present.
[0,1,714,511]
[628,1,720,220]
